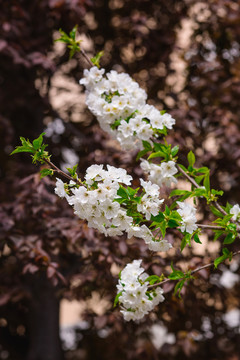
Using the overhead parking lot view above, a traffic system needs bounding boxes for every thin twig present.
[196,224,224,230]
[176,164,199,188]
[44,159,84,186]
[79,49,93,69]
[176,163,227,217]
[148,250,240,289]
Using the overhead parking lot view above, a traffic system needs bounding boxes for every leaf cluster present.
[55,26,82,59]
[10,133,51,177]
[168,263,194,297]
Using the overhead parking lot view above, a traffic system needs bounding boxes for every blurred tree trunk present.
[27,274,64,360]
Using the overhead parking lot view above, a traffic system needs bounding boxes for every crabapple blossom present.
[177,201,198,234]
[54,165,170,253]
[116,260,165,321]
[80,66,176,150]
[140,159,178,187]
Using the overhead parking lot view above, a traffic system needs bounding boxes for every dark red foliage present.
[1,1,240,360]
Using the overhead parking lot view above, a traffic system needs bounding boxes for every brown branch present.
[44,159,84,186]
[148,250,240,289]
[196,224,224,230]
[176,164,199,188]
[79,49,93,69]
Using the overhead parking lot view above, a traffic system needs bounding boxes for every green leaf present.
[226,223,236,232]
[145,275,161,285]
[142,140,152,151]
[158,220,167,237]
[194,175,205,185]
[148,151,166,160]
[114,291,123,307]
[225,202,232,213]
[169,189,192,198]
[223,232,236,245]
[196,167,209,174]
[10,146,34,155]
[153,142,167,152]
[32,132,45,150]
[69,25,77,39]
[203,171,210,192]
[165,205,170,216]
[171,145,179,157]
[110,119,121,130]
[211,189,224,196]
[168,219,179,228]
[136,148,150,161]
[151,212,165,223]
[193,187,207,197]
[55,26,82,58]
[180,233,191,251]
[117,186,129,200]
[40,168,54,179]
[213,230,223,241]
[168,265,184,280]
[67,164,78,177]
[174,279,186,298]
[210,206,224,218]
[126,187,138,197]
[193,233,202,244]
[214,248,231,269]
[187,151,195,167]
[91,51,104,68]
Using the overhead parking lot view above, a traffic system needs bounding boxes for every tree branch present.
[196,224,224,230]
[176,163,227,217]
[148,250,240,289]
[43,159,84,186]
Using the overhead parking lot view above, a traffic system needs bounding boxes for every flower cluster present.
[80,67,175,150]
[54,164,172,252]
[116,260,165,321]
[177,201,198,234]
[140,159,178,187]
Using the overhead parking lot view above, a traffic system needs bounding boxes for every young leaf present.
[151,212,165,223]
[203,171,210,193]
[91,51,104,68]
[223,232,236,245]
[214,248,231,268]
[171,145,179,157]
[174,279,186,298]
[142,140,152,151]
[113,291,123,307]
[145,275,161,285]
[148,151,166,160]
[187,151,195,167]
[210,206,224,218]
[40,168,54,179]
[169,189,192,198]
[193,233,202,244]
[32,132,45,150]
[180,233,191,251]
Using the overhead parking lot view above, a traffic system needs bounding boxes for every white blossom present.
[80,66,176,150]
[117,260,165,321]
[230,204,240,221]
[177,201,198,234]
[54,178,67,198]
[140,160,178,188]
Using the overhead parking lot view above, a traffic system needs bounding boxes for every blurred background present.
[1,0,240,359]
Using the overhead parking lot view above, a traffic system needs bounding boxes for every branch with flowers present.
[11,27,240,322]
